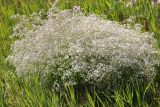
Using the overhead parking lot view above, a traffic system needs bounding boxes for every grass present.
[1,74,160,106]
[0,0,160,106]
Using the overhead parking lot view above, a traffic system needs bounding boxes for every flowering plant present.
[73,6,81,12]
[7,5,160,91]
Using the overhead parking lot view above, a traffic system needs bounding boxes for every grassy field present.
[1,0,160,106]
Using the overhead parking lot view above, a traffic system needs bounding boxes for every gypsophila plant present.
[10,9,47,38]
[7,4,160,91]
[125,16,143,31]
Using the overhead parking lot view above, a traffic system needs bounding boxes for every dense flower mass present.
[7,5,160,89]
[10,10,47,38]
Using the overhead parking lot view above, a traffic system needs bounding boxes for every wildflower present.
[73,6,81,12]
[153,0,160,4]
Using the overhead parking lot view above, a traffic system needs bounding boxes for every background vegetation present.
[0,0,160,106]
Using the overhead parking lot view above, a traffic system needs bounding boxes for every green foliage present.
[1,0,160,106]
[1,73,160,106]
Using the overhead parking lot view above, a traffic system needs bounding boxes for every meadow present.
[1,0,160,106]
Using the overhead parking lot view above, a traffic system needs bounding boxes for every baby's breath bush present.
[7,5,160,92]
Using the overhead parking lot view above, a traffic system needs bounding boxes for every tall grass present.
[1,0,160,106]
[1,73,160,106]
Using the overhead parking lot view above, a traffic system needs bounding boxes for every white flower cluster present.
[123,15,146,33]
[7,5,160,89]
[10,10,47,38]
